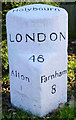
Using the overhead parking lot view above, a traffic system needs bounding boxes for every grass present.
[2,54,76,119]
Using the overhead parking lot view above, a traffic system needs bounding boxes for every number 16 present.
[29,55,44,63]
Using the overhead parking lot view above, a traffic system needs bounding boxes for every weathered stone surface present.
[6,4,68,117]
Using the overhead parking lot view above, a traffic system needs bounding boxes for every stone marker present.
[6,4,68,117]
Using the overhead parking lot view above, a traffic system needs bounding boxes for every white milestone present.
[6,4,68,117]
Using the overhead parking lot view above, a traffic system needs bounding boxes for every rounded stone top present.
[6,4,68,20]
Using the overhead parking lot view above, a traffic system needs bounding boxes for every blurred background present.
[1,1,76,119]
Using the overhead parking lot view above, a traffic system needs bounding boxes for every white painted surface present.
[6,4,68,117]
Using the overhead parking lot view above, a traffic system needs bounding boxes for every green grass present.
[2,102,75,119]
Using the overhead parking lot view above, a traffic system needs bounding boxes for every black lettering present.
[19,8,24,12]
[41,75,46,83]
[15,70,17,77]
[44,77,47,82]
[41,70,67,84]
[50,33,57,41]
[62,70,67,74]
[44,8,50,11]
[50,8,54,11]
[58,72,62,77]
[25,8,27,11]
[51,84,56,94]
[25,8,32,12]
[39,8,43,11]
[58,9,60,11]
[29,55,35,62]
[33,7,38,11]
[51,74,55,79]
[38,33,46,42]
[55,71,59,78]
[26,33,35,42]
[11,70,14,76]
[37,55,44,62]
[16,33,22,42]
[60,32,66,41]
[26,77,30,82]
[9,34,14,42]
[13,9,18,12]
[21,75,25,80]
[11,70,30,82]
[12,7,60,13]
[18,72,20,78]
[55,8,60,11]
[48,75,51,80]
